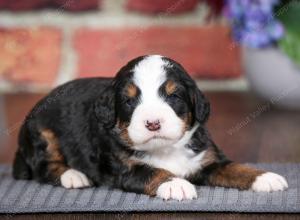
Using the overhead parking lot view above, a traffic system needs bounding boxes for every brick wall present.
[0,0,100,11]
[0,0,241,92]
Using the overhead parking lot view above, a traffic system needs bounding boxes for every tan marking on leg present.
[208,163,265,190]
[165,80,177,95]
[145,169,175,196]
[41,129,68,178]
[121,157,175,196]
[201,148,218,167]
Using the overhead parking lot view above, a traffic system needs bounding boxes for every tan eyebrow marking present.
[127,83,138,98]
[165,80,177,95]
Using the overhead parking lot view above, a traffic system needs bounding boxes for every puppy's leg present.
[205,162,288,192]
[38,129,91,188]
[60,169,90,189]
[119,163,197,201]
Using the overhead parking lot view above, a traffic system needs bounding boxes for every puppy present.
[13,55,288,200]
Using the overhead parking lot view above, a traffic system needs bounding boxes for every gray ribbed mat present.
[0,163,299,213]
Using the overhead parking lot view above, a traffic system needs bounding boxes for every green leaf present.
[276,1,300,67]
[276,1,300,34]
[278,31,300,67]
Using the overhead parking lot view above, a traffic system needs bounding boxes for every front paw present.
[60,169,91,189]
[156,177,197,201]
[251,172,288,192]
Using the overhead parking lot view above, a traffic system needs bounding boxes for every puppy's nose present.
[145,120,161,131]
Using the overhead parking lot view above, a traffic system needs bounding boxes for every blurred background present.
[0,0,299,164]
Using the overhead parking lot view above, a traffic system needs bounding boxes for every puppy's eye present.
[125,98,136,107]
[167,94,180,102]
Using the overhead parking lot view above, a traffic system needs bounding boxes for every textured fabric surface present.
[0,163,299,213]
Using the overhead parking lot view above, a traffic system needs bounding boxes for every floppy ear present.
[191,87,210,124]
[94,85,116,129]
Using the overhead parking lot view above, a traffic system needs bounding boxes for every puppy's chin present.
[132,137,178,152]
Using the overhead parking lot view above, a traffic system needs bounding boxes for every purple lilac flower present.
[224,0,284,48]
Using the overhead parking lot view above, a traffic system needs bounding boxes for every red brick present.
[0,0,8,8]
[74,26,241,79]
[0,0,100,11]
[0,28,61,86]
[127,0,199,14]
[54,0,100,11]
[4,0,48,11]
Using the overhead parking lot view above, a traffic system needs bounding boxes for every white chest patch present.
[134,147,206,178]
[131,124,207,178]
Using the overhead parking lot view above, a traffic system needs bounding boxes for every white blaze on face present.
[127,55,185,151]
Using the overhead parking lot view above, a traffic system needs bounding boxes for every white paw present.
[156,178,197,201]
[251,172,288,192]
[60,169,91,189]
